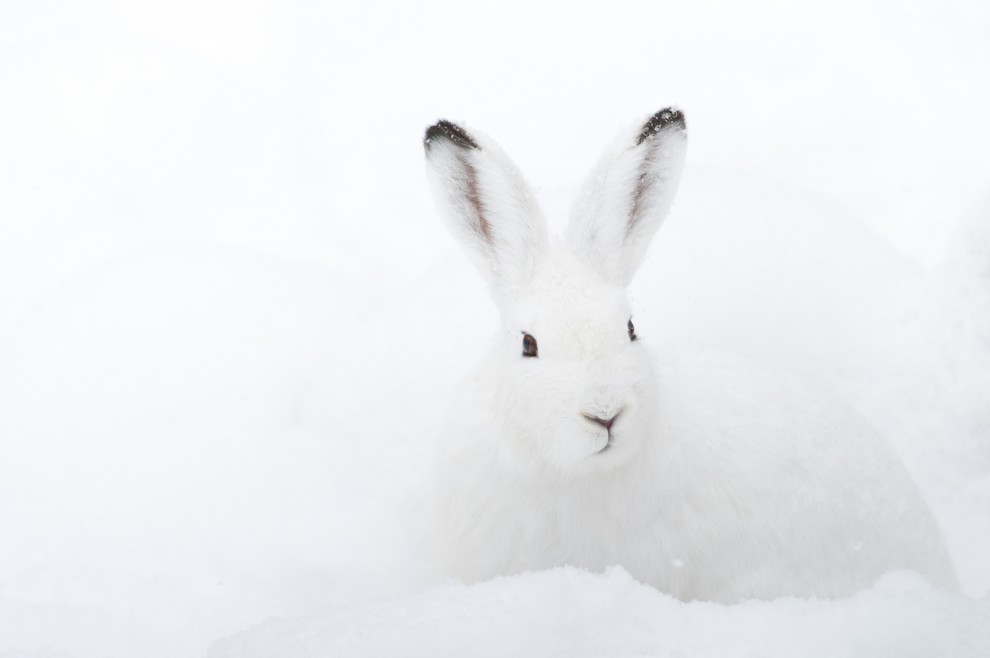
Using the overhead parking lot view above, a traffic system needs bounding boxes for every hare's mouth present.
[583,411,621,455]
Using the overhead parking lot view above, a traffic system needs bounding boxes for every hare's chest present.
[486,477,673,579]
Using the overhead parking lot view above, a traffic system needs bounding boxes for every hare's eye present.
[522,333,538,358]
[628,319,637,342]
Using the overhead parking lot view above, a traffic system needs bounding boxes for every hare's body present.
[437,340,955,601]
[424,110,955,601]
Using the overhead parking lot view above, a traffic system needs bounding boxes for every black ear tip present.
[637,107,686,145]
[424,119,479,152]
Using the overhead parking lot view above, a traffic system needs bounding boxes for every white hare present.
[423,109,956,602]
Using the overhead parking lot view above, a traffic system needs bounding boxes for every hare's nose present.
[583,413,619,431]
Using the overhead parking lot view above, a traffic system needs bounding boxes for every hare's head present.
[424,109,687,476]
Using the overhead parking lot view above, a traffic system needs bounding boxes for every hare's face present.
[492,249,658,475]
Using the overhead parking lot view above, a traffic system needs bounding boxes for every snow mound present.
[209,567,990,658]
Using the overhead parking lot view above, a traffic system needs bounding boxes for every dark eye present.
[628,319,637,341]
[522,333,538,358]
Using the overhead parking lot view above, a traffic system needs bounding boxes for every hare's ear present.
[424,120,548,300]
[566,108,687,285]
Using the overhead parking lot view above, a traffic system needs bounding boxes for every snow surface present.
[1,1,989,656]
[208,568,990,658]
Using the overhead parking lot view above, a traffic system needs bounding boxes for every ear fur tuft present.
[424,120,479,152]
[636,107,685,145]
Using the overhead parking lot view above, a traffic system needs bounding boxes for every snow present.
[208,568,990,658]
[1,1,989,656]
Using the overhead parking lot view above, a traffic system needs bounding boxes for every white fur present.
[424,111,956,602]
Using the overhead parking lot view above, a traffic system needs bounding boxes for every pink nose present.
[583,413,617,431]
